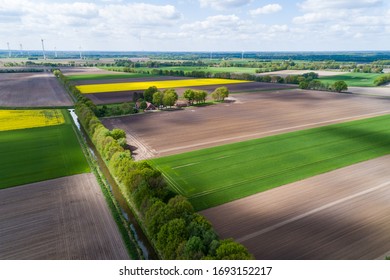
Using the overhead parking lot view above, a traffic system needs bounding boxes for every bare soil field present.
[256,70,348,77]
[60,67,117,75]
[102,89,390,160]
[0,173,129,260]
[86,81,295,104]
[0,72,72,107]
[201,155,390,260]
[348,86,390,97]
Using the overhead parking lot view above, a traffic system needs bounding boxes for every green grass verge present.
[149,114,390,211]
[0,110,90,189]
[317,72,382,87]
[66,73,154,81]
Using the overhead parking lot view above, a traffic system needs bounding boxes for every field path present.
[201,156,390,259]
[0,173,129,260]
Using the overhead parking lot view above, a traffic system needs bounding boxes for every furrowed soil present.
[0,72,73,107]
[102,89,390,160]
[201,156,390,260]
[0,174,129,260]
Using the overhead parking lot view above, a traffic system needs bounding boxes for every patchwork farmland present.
[0,70,130,260]
[102,89,390,159]
[99,75,390,259]
[201,155,390,259]
[149,114,390,210]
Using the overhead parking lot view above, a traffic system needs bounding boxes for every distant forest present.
[1,50,390,63]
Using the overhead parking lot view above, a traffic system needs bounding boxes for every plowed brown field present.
[201,156,390,260]
[0,72,72,107]
[0,173,129,260]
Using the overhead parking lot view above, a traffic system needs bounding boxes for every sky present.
[1,0,390,52]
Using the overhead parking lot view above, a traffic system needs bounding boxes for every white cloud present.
[199,0,251,10]
[298,0,383,11]
[250,4,282,16]
[0,1,182,40]
[180,14,289,42]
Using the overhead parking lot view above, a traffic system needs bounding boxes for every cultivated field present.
[348,86,390,97]
[76,78,250,94]
[150,115,390,210]
[0,72,73,107]
[102,89,390,160]
[201,155,390,259]
[0,174,129,260]
[0,109,90,189]
[316,72,382,87]
[67,72,154,82]
[256,69,348,77]
[0,109,64,131]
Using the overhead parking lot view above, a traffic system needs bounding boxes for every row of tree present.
[299,80,348,92]
[54,70,252,260]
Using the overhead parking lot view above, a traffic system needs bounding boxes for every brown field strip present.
[201,156,390,259]
[0,173,129,260]
[0,72,72,107]
[102,89,390,160]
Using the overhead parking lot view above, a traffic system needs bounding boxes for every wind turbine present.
[41,38,46,60]
[7,42,11,58]
[20,43,23,55]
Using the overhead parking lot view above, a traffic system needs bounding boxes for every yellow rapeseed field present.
[76,78,250,94]
[0,109,65,131]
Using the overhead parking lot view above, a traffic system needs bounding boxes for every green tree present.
[152,91,163,108]
[183,89,195,105]
[110,128,126,140]
[211,86,229,102]
[144,86,158,102]
[332,80,348,92]
[162,89,178,108]
[213,239,253,260]
[156,218,188,259]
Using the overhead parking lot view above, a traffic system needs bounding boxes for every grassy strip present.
[150,114,390,211]
[316,72,382,87]
[0,110,90,189]
[69,113,143,260]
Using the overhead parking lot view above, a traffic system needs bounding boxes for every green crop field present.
[317,72,382,87]
[0,110,90,189]
[67,73,154,81]
[149,114,390,210]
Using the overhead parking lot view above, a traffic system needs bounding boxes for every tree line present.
[53,70,252,260]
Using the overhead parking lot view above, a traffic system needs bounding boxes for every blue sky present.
[1,0,389,52]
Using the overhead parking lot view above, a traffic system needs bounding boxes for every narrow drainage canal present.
[69,109,157,260]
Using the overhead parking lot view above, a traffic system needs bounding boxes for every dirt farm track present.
[201,156,390,259]
[102,89,390,160]
[0,174,129,260]
[0,72,72,107]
